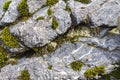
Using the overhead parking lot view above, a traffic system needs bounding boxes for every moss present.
[0,47,8,69]
[36,16,45,21]
[52,17,59,30]
[84,66,106,79]
[65,5,71,12]
[2,0,12,11]
[100,62,120,80]
[18,70,31,80]
[47,8,52,16]
[46,0,58,6]
[48,65,52,70]
[70,61,83,71]
[1,27,19,48]
[75,0,91,4]
[18,0,29,18]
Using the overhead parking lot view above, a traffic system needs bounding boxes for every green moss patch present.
[65,5,71,12]
[48,65,52,70]
[2,0,12,11]
[75,0,91,4]
[70,61,83,71]
[18,70,31,80]
[1,27,19,48]
[46,0,58,6]
[18,0,29,18]
[47,8,52,16]
[84,66,106,79]
[0,47,8,69]
[52,17,59,30]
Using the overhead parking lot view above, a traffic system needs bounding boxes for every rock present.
[27,0,46,14]
[89,0,120,27]
[0,42,120,80]
[10,2,71,48]
[0,0,21,26]
[0,0,6,20]
[79,33,120,51]
[68,0,120,27]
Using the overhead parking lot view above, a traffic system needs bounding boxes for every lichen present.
[47,8,52,16]
[52,17,59,30]
[75,0,91,4]
[17,0,29,18]
[70,61,83,71]
[0,47,8,70]
[1,27,19,48]
[84,66,106,79]
[18,70,31,80]
[46,0,58,6]
[2,0,12,11]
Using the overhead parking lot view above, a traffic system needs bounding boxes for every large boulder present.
[10,0,71,48]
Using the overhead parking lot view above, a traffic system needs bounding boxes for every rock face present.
[0,41,120,80]
[0,0,120,80]
[68,0,120,27]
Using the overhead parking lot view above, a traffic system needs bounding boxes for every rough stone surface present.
[10,3,71,48]
[0,0,120,79]
[27,0,46,13]
[0,41,120,80]
[68,0,120,27]
[0,0,21,25]
[0,0,6,20]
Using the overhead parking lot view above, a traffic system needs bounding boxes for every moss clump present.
[0,47,8,69]
[2,0,12,11]
[75,0,91,4]
[100,62,120,80]
[47,8,52,16]
[52,17,59,30]
[65,5,71,12]
[70,61,83,71]
[46,0,58,6]
[18,70,31,80]
[18,0,29,18]
[36,16,45,21]
[1,27,19,48]
[48,65,52,70]
[84,66,106,79]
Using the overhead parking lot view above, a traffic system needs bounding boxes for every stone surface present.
[10,2,71,48]
[68,0,120,27]
[27,0,46,13]
[0,41,120,80]
[0,0,6,20]
[79,33,120,51]
[0,0,21,26]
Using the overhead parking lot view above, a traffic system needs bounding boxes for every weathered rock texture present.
[0,0,120,80]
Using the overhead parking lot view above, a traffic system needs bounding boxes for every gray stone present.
[0,0,6,20]
[0,0,21,25]
[10,2,71,48]
[27,0,46,14]
[0,42,120,80]
[79,34,120,51]
[68,0,120,27]
[90,0,120,27]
